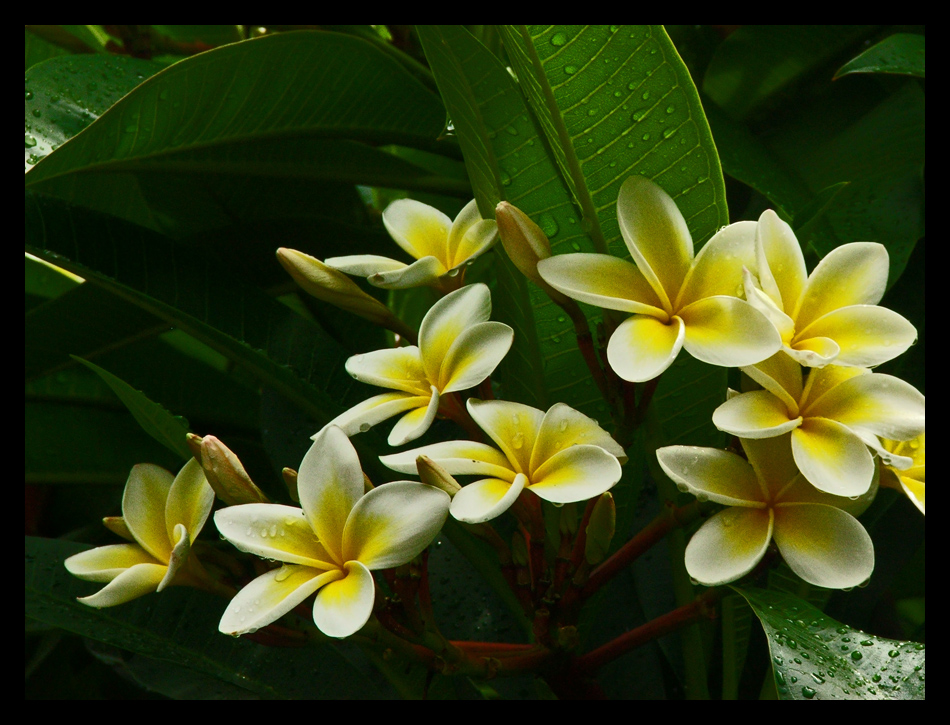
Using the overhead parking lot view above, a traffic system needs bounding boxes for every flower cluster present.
[64,180,922,647]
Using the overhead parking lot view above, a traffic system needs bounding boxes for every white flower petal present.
[537,254,666,315]
[65,543,162,583]
[324,254,408,277]
[219,565,340,636]
[122,464,175,563]
[323,392,432,438]
[794,305,917,368]
[677,220,757,305]
[791,418,875,497]
[213,504,336,569]
[419,283,492,382]
[450,473,527,523]
[75,562,169,608]
[793,242,889,327]
[440,322,513,393]
[712,390,802,439]
[345,347,429,396]
[343,481,449,568]
[532,402,626,470]
[298,427,365,563]
[312,560,376,638]
[657,447,765,506]
[368,256,447,289]
[380,439,514,479]
[616,175,693,310]
[754,209,807,314]
[684,508,773,586]
[772,503,874,589]
[387,387,440,446]
[679,296,781,368]
[446,199,498,268]
[606,314,684,383]
[164,458,214,547]
[466,399,544,474]
[529,444,621,504]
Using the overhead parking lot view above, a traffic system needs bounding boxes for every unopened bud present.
[495,202,569,305]
[416,455,461,496]
[282,467,299,502]
[188,433,269,505]
[585,492,616,565]
[276,248,416,339]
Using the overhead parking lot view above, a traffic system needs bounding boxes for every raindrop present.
[551,32,567,46]
[801,686,817,699]
[24,134,37,149]
[565,66,577,75]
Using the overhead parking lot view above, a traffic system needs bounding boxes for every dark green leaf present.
[835,33,925,79]
[734,586,925,700]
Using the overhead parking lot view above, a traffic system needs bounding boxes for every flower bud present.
[495,202,570,305]
[282,467,299,502]
[584,492,616,565]
[188,433,269,505]
[416,455,461,496]
[276,248,415,339]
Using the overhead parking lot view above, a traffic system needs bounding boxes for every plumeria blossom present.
[380,400,625,523]
[65,459,215,607]
[537,176,781,382]
[657,435,875,589]
[322,283,513,446]
[879,433,925,515]
[214,426,450,638]
[712,353,925,497]
[325,199,498,290]
[743,210,917,368]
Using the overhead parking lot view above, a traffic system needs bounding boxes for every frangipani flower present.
[744,210,917,368]
[215,426,450,638]
[880,433,925,515]
[657,435,875,589]
[712,353,925,497]
[65,459,215,607]
[537,176,781,382]
[381,400,625,523]
[325,199,498,290]
[324,283,513,446]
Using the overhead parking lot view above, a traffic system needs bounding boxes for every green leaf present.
[70,355,192,460]
[26,537,394,699]
[835,33,925,79]
[25,32,454,234]
[734,586,925,700]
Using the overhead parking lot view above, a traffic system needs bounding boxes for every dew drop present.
[565,66,577,75]
[551,32,567,46]
[801,686,817,699]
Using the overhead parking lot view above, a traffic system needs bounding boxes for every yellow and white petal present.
[805,373,925,442]
[607,314,684,383]
[785,336,840,368]
[450,474,527,524]
[324,254,408,277]
[739,435,800,500]
[122,464,175,563]
[791,418,875,497]
[298,426,366,563]
[616,176,693,310]
[743,270,796,343]
[345,346,429,396]
[219,565,341,636]
[685,508,773,586]
[532,403,626,471]
[537,254,667,316]
[712,390,802,439]
[528,445,621,504]
[679,296,782,368]
[65,543,163,583]
[380,439,515,479]
[447,199,498,268]
[75,562,169,608]
[388,388,440,446]
[324,392,432,438]
[419,284,492,383]
[383,198,452,261]
[158,524,191,591]
[793,242,889,328]
[772,503,874,589]
[754,210,807,314]
[312,560,376,638]
[677,221,757,306]
[164,458,214,546]
[898,475,925,515]
[798,365,868,411]
[369,256,448,289]
[657,447,765,506]
[214,504,337,569]
[796,305,917,368]
[439,322,513,393]
[466,399,544,474]
[342,481,450,568]
[741,351,802,414]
